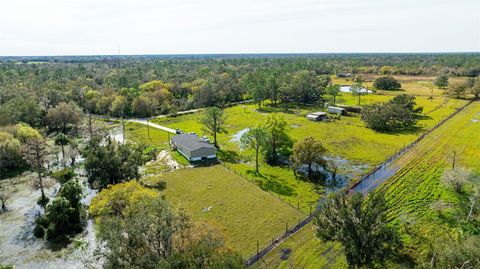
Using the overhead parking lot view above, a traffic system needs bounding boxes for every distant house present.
[171,134,217,162]
[306,111,328,121]
[336,72,352,78]
[339,85,372,94]
[327,106,346,115]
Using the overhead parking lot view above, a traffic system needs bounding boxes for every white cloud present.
[0,0,478,55]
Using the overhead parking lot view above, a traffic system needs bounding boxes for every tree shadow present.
[217,150,241,163]
[374,125,425,136]
[416,115,433,120]
[0,167,29,180]
[246,170,296,197]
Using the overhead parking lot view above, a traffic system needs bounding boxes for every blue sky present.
[0,0,479,55]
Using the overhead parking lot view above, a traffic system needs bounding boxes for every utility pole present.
[452,151,456,170]
[88,113,93,140]
[122,118,126,144]
[147,118,150,139]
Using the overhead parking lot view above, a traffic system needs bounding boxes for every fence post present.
[297,201,300,210]
[257,241,259,256]
[285,222,288,233]
[309,205,312,216]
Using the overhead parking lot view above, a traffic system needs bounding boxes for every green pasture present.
[381,101,480,240]
[144,88,467,213]
[258,102,479,268]
[159,165,306,257]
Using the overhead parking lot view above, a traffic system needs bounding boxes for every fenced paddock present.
[160,165,305,257]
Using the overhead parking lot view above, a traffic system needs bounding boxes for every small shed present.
[327,106,346,115]
[306,112,328,121]
[171,134,217,162]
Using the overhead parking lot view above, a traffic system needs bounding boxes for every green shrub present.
[37,196,49,208]
[51,168,76,184]
[33,224,45,238]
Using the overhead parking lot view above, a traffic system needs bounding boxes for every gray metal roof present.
[308,111,327,117]
[171,134,216,152]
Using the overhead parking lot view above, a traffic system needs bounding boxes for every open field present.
[381,101,480,235]
[125,121,170,149]
[149,96,467,212]
[332,75,468,97]
[259,101,480,267]
[159,165,306,257]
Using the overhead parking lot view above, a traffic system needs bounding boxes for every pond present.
[230,128,250,144]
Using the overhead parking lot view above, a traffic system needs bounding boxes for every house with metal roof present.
[170,134,217,162]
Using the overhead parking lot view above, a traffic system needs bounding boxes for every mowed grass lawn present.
[159,165,306,257]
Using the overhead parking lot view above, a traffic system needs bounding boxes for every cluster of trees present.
[34,177,85,243]
[0,124,52,206]
[361,94,423,132]
[239,115,293,169]
[89,181,245,268]
[238,116,330,182]
[200,106,329,182]
[83,137,148,189]
[316,191,401,268]
[2,54,478,128]
[447,77,480,99]
[242,70,331,107]
[373,76,401,90]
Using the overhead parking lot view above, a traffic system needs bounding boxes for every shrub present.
[337,104,362,113]
[33,224,45,238]
[373,76,401,90]
[51,168,76,184]
[37,195,50,208]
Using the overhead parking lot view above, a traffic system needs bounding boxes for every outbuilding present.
[306,111,328,121]
[171,134,217,162]
[327,106,346,115]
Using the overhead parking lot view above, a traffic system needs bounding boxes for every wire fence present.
[348,99,474,193]
[241,100,475,267]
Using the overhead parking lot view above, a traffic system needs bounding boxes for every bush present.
[37,196,50,208]
[337,104,362,113]
[33,224,45,238]
[373,76,401,90]
[51,168,76,184]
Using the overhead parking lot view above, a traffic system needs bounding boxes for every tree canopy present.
[373,76,401,90]
[361,94,422,132]
[315,191,401,268]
